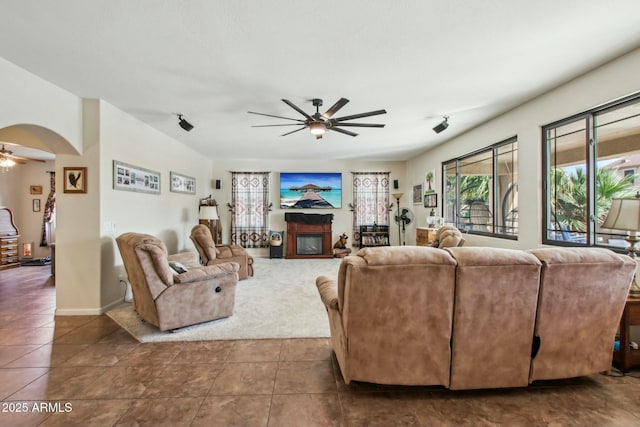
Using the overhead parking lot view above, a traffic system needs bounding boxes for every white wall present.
[407,47,640,249]
[211,158,407,254]
[98,100,214,310]
[0,58,82,154]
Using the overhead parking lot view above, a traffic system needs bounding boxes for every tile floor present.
[2,265,640,426]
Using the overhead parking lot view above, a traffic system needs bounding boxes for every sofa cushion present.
[528,247,636,381]
[357,245,457,266]
[446,247,542,390]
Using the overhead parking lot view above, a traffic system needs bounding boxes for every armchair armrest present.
[174,262,240,284]
[316,275,339,310]
[168,251,200,268]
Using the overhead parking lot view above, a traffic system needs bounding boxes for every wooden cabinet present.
[613,298,640,372]
[416,227,438,246]
[0,207,20,271]
[359,225,389,248]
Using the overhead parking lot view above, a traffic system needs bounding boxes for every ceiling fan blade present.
[330,127,358,137]
[321,98,349,120]
[334,123,385,128]
[248,111,305,122]
[281,126,308,137]
[333,109,387,122]
[282,99,314,121]
[10,155,45,163]
[252,124,308,127]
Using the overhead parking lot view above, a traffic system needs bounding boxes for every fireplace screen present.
[296,234,323,255]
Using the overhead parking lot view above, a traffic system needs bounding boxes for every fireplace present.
[285,213,333,259]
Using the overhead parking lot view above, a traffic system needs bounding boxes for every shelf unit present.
[359,225,390,248]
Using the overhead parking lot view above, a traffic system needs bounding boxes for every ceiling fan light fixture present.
[433,116,449,134]
[309,122,326,136]
[177,114,194,132]
[0,156,15,169]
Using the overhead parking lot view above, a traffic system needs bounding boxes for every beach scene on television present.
[280,172,342,209]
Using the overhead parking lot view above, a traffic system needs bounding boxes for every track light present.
[177,114,194,132]
[433,116,449,134]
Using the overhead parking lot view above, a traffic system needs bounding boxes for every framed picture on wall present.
[170,171,196,194]
[113,160,161,195]
[29,185,43,195]
[32,199,41,212]
[424,193,438,208]
[63,167,87,193]
[412,184,423,205]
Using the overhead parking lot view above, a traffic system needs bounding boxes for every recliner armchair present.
[116,232,239,331]
[190,224,254,280]
[429,225,465,248]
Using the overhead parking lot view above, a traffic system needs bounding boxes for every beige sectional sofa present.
[316,245,635,389]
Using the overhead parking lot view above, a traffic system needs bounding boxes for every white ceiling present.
[2,0,640,161]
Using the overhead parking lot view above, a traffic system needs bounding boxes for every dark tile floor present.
[2,265,640,426]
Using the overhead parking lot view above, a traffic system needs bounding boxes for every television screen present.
[280,172,342,209]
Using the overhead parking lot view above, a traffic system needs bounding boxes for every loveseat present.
[116,232,239,331]
[315,245,635,389]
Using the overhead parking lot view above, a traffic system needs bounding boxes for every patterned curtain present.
[40,171,56,246]
[230,171,270,248]
[351,172,390,246]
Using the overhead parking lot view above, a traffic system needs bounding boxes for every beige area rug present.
[107,257,341,342]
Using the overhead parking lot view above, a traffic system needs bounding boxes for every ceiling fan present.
[248,98,386,139]
[0,144,46,168]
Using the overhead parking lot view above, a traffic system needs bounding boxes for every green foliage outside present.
[551,166,636,232]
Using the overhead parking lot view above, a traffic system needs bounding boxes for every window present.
[543,93,640,248]
[351,172,390,246]
[443,137,518,238]
[230,171,270,248]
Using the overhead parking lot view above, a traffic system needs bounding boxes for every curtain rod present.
[351,171,391,174]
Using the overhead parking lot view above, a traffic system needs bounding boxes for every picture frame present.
[425,170,436,193]
[412,184,423,205]
[280,172,342,209]
[32,199,41,212]
[170,171,196,194]
[63,167,87,193]
[113,160,161,195]
[29,185,43,195]
[424,193,438,208]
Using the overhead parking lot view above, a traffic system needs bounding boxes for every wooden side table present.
[613,298,640,372]
[416,227,437,246]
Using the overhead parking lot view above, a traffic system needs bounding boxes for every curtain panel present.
[351,172,390,246]
[40,171,56,247]
[230,171,270,248]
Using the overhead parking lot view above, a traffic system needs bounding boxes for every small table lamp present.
[602,194,640,297]
[199,205,221,244]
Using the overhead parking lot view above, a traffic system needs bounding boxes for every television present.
[280,172,342,209]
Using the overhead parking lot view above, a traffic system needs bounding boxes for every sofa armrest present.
[174,262,240,284]
[316,275,339,310]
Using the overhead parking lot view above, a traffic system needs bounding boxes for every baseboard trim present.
[55,298,124,316]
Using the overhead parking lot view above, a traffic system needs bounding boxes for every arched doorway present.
[0,123,80,304]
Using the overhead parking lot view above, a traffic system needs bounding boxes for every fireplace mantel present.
[285,213,333,259]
